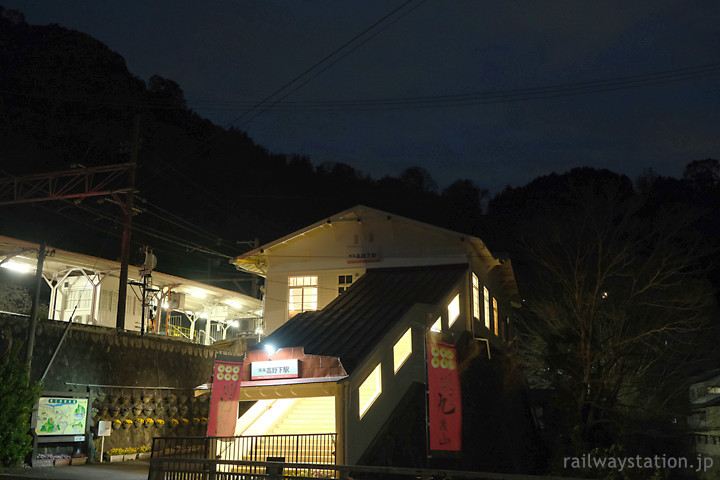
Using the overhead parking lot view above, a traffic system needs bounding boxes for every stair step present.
[238,397,336,464]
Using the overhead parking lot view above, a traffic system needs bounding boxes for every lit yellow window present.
[493,297,499,335]
[358,364,382,417]
[431,317,442,333]
[288,276,318,318]
[393,328,412,373]
[483,286,490,329]
[448,294,460,327]
[472,273,480,320]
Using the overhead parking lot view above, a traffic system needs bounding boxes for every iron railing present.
[151,434,336,477]
[148,458,588,480]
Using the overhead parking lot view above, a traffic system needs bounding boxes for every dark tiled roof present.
[257,264,468,374]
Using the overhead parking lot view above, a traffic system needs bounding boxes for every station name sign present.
[347,245,381,264]
[251,359,299,380]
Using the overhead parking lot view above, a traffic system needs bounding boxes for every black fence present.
[148,458,589,480]
[151,434,336,478]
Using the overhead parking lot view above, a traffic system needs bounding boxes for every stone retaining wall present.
[0,314,249,460]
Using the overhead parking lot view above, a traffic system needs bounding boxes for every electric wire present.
[75,202,233,258]
[198,62,720,112]
[40,199,235,265]
[137,198,245,253]
[134,0,424,188]
[221,0,419,129]
[233,0,428,128]
[3,61,718,113]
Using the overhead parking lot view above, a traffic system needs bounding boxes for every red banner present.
[427,337,462,451]
[207,354,243,437]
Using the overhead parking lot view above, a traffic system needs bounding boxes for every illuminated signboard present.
[35,397,88,436]
[251,359,299,380]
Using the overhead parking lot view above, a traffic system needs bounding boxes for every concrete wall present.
[0,314,245,460]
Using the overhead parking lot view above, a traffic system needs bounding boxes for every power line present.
[222,0,420,129]
[138,198,243,252]
[4,61,719,114]
[42,199,235,261]
[191,62,720,113]
[136,0,424,189]
[233,0,428,128]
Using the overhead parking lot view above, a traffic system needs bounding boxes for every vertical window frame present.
[493,297,499,336]
[358,363,382,418]
[448,293,460,327]
[472,273,480,321]
[483,286,490,330]
[288,275,318,317]
[393,328,413,373]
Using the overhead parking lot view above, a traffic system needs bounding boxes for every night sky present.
[5,1,720,192]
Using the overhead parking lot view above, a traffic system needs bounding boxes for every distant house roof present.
[255,264,468,374]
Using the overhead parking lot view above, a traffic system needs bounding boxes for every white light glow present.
[188,289,207,299]
[264,344,276,356]
[225,299,241,309]
[0,261,34,274]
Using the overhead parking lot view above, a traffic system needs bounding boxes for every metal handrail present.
[148,457,587,480]
[151,434,336,466]
[168,323,191,339]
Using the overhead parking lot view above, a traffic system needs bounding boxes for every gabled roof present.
[254,264,468,374]
[230,205,495,276]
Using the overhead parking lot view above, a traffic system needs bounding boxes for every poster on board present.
[35,397,88,436]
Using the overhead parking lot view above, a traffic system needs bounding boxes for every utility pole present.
[139,245,156,335]
[116,116,140,331]
[25,241,47,369]
[251,237,260,298]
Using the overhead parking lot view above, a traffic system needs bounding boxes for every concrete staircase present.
[267,396,335,435]
[242,396,336,467]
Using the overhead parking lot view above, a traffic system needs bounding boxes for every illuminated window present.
[472,273,480,320]
[288,276,318,318]
[393,328,412,373]
[431,317,441,332]
[483,286,490,329]
[358,363,382,417]
[493,298,498,336]
[338,274,353,294]
[448,294,460,327]
[708,386,720,394]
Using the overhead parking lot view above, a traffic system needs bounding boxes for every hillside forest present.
[2,7,720,475]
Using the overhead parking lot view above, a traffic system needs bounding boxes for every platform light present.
[264,344,276,357]
[225,299,241,309]
[188,288,207,299]
[0,260,34,274]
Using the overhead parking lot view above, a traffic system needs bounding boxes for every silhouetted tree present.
[441,179,488,233]
[683,158,720,192]
[500,172,717,462]
[399,166,438,194]
[148,75,186,109]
